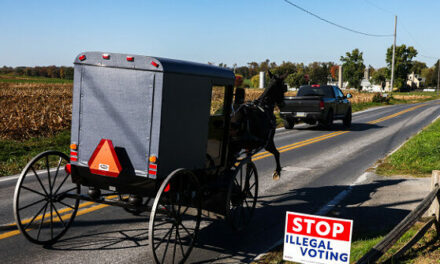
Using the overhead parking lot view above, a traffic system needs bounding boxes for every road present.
[1,100,440,263]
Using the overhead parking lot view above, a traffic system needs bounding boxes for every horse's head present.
[266,70,288,108]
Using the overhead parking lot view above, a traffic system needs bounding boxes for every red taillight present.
[151,61,159,68]
[126,56,134,62]
[319,100,325,110]
[79,55,86,61]
[164,184,170,192]
[311,84,320,87]
[65,163,71,174]
[102,54,110,60]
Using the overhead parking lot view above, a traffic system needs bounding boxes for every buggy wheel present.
[225,160,258,231]
[13,151,80,245]
[148,169,202,264]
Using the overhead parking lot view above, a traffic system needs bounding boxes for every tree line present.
[3,44,438,90]
[227,44,438,90]
[0,66,74,80]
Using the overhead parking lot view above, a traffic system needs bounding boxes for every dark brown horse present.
[230,71,287,180]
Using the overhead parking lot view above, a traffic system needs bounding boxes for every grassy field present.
[376,117,440,177]
[0,74,72,84]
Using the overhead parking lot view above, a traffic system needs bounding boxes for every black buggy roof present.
[74,51,235,83]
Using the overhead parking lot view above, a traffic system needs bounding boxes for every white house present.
[407,72,425,88]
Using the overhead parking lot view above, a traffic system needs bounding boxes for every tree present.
[411,61,427,74]
[273,61,297,77]
[386,44,417,89]
[330,65,339,81]
[340,49,365,89]
[307,62,329,85]
[371,67,388,85]
[421,62,439,88]
[285,71,307,88]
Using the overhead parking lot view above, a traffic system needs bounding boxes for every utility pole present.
[390,16,397,93]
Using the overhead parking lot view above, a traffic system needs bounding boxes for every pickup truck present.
[279,85,352,129]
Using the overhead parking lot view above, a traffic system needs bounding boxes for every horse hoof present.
[273,171,280,181]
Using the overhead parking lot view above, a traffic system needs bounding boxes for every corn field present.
[0,82,72,140]
[1,82,404,141]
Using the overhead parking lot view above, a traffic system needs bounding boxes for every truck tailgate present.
[281,96,322,112]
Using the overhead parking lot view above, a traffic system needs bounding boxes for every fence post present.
[430,170,440,235]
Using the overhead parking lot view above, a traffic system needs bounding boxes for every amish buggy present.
[13,52,286,263]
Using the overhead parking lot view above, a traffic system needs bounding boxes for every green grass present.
[0,130,70,176]
[376,117,440,177]
[0,74,72,84]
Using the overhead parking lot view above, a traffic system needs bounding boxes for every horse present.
[230,70,287,180]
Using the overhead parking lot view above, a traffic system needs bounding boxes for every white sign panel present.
[283,212,353,264]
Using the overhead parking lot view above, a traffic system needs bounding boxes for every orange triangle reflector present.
[88,139,122,177]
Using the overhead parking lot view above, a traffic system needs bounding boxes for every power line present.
[363,0,439,61]
[363,0,394,15]
[282,0,394,37]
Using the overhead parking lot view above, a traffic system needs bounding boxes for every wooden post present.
[430,170,440,236]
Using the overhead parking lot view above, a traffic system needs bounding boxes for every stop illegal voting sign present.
[283,212,353,264]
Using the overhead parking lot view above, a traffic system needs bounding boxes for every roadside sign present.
[283,212,353,264]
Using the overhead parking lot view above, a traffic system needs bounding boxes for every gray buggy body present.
[70,51,234,194]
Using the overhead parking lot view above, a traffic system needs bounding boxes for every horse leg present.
[265,139,281,180]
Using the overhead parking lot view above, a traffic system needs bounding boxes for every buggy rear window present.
[297,86,334,97]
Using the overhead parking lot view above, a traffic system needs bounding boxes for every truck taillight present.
[319,100,325,110]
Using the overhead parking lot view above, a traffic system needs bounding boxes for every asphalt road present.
[1,100,440,263]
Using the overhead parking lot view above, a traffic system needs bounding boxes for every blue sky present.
[1,0,439,68]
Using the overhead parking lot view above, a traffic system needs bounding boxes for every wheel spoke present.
[53,173,70,195]
[19,197,47,211]
[161,225,174,264]
[244,198,250,209]
[46,155,52,194]
[56,187,78,197]
[180,205,190,216]
[154,224,174,250]
[30,166,49,196]
[172,228,178,263]
[36,202,49,240]
[21,186,46,197]
[176,227,186,257]
[23,202,48,230]
[57,200,76,210]
[52,202,66,228]
[50,201,54,239]
[179,222,194,241]
[51,157,63,193]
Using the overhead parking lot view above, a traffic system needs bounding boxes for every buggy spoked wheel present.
[225,159,258,231]
[13,151,80,245]
[149,169,202,264]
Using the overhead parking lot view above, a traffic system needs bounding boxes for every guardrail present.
[356,171,440,264]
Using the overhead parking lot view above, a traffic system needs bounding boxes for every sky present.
[1,0,439,69]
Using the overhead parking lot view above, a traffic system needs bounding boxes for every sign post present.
[283,212,353,264]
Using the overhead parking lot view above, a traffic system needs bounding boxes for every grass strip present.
[376,117,440,177]
[0,130,70,176]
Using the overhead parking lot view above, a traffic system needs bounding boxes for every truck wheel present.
[343,108,352,128]
[319,109,333,129]
[283,118,294,129]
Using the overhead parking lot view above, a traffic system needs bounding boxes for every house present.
[407,72,425,88]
